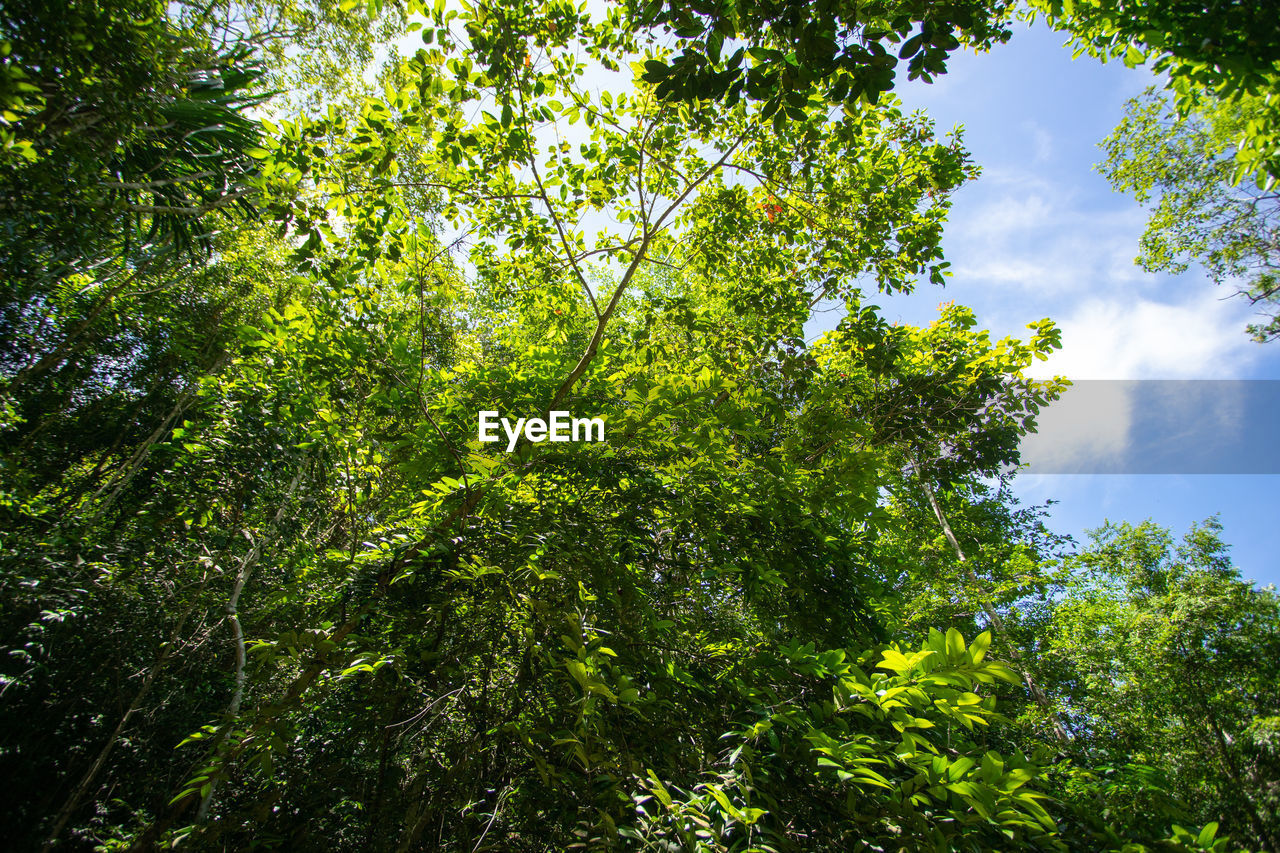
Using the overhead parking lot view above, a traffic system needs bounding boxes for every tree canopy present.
[1028,0,1280,186]
[0,1,1277,851]
[1098,89,1280,342]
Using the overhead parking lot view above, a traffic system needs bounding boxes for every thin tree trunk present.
[912,457,1070,745]
[195,464,305,823]
[42,584,207,850]
[368,689,404,846]
[91,352,228,519]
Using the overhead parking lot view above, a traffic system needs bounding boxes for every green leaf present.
[945,627,965,658]
[969,631,991,663]
[705,784,746,822]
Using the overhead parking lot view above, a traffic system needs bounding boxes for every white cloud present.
[947,172,1150,297]
[959,192,1055,236]
[1026,289,1261,379]
[934,164,1277,384]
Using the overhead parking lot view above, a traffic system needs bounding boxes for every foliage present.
[625,0,1016,116]
[172,0,413,116]
[1,1,1278,851]
[1026,0,1280,185]
[0,0,266,271]
[1021,519,1280,851]
[1099,88,1280,342]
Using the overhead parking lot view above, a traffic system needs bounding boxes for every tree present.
[1098,88,1280,342]
[10,0,1279,850]
[1,1,1078,848]
[1026,0,1280,185]
[621,0,1015,117]
[0,0,267,274]
[1024,519,1280,851]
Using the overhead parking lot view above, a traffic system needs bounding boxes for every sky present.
[854,22,1280,588]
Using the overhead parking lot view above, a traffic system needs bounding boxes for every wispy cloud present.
[1024,121,1053,163]
[946,170,1150,297]
[1027,290,1261,379]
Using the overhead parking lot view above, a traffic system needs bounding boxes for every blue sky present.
[871,21,1280,587]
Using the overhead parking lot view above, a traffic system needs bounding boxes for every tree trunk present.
[913,457,1071,745]
[42,586,207,850]
[195,465,305,823]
